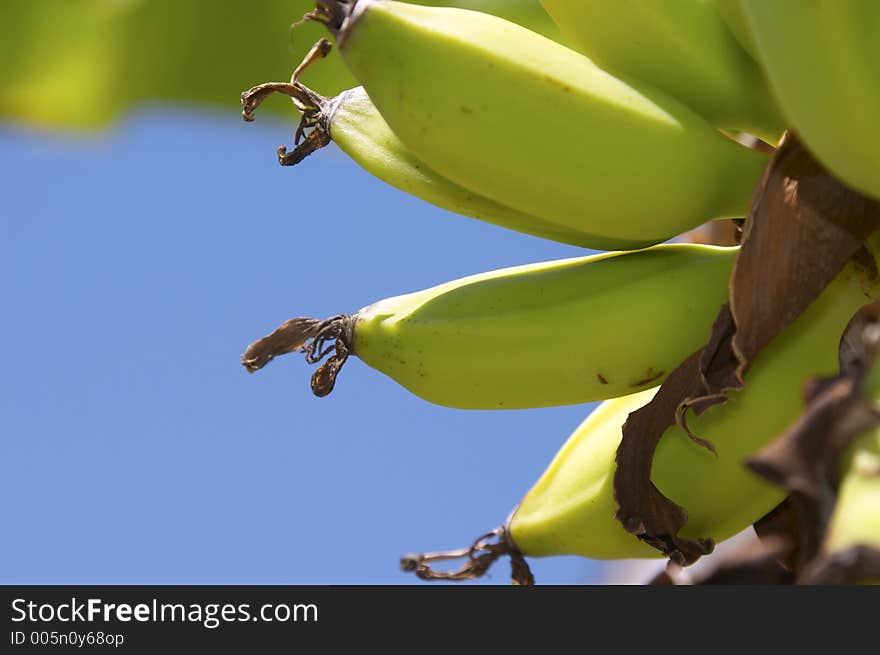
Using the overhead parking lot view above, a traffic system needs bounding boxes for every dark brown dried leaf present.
[615,350,715,565]
[689,537,794,585]
[800,544,880,584]
[310,340,349,397]
[746,313,880,571]
[752,499,802,572]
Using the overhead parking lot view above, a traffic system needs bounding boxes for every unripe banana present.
[707,0,759,61]
[741,1,880,200]
[306,0,770,249]
[509,261,877,559]
[243,243,737,409]
[419,0,568,46]
[539,0,784,142]
[243,83,635,249]
[511,388,662,559]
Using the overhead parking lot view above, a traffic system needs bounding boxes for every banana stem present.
[400,527,533,585]
[241,32,334,164]
[241,315,356,397]
[241,81,324,121]
[302,1,357,41]
[291,38,333,84]
[240,80,334,166]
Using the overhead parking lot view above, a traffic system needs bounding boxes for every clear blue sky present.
[0,106,646,584]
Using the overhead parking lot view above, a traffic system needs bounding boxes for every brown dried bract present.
[613,132,880,565]
[650,536,794,585]
[615,350,716,565]
[678,218,743,247]
[752,499,802,572]
[746,375,880,568]
[801,545,880,584]
[690,537,794,585]
[746,305,880,574]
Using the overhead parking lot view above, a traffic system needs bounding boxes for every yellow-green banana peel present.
[708,0,760,61]
[246,83,644,249]
[352,244,736,408]
[245,243,737,409]
[741,0,880,200]
[539,0,784,142]
[327,86,650,249]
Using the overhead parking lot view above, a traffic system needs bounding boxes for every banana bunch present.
[539,0,784,142]
[740,1,880,200]
[241,0,880,582]
[244,243,736,409]
[509,261,876,559]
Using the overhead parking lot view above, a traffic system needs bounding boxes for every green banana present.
[741,0,880,200]
[243,82,637,249]
[305,0,769,249]
[509,260,878,559]
[539,0,784,142]
[418,0,568,46]
[242,243,737,409]
[708,0,760,61]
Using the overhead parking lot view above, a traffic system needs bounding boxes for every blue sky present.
[0,105,652,584]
